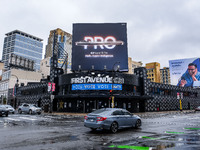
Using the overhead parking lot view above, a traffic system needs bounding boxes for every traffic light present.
[109,90,113,96]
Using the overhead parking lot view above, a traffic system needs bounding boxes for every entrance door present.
[85,100,95,113]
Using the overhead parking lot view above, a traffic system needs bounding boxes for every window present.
[123,110,132,115]
[112,110,123,115]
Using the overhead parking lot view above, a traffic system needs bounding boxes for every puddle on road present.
[107,142,175,150]
[66,135,79,141]
[107,133,200,150]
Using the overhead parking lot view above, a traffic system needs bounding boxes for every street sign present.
[52,83,56,92]
[48,82,51,92]
[51,95,55,100]
[180,92,183,99]
[177,92,180,99]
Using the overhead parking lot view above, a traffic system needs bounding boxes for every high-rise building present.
[145,62,160,83]
[45,28,72,73]
[2,30,43,70]
[40,57,51,78]
[127,57,143,74]
[160,67,170,84]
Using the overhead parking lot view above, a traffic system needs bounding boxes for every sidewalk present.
[45,109,196,118]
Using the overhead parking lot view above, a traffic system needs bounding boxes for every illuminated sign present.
[75,36,124,50]
[72,23,128,71]
[72,84,122,90]
[71,76,124,84]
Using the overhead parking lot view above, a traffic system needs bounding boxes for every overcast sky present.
[0,0,200,68]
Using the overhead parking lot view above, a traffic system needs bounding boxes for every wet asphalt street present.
[0,111,200,150]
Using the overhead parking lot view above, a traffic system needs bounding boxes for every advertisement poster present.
[169,58,200,87]
[72,23,128,71]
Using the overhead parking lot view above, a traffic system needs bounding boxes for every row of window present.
[2,71,10,81]
[3,47,14,54]
[14,47,42,58]
[4,41,42,54]
[149,87,198,98]
[4,34,43,48]
[147,74,154,77]
[15,41,43,53]
[147,69,154,73]
[16,34,42,47]
[0,82,9,91]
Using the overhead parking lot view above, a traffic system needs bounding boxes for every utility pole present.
[11,74,19,108]
[49,31,58,113]
[110,62,120,108]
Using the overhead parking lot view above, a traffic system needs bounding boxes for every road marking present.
[6,118,20,121]
[140,136,161,140]
[109,145,152,150]
[165,131,184,134]
[187,117,200,120]
[19,117,37,121]
[184,127,200,130]
[65,121,77,123]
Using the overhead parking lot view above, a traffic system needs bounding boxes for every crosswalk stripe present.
[6,118,20,121]
[19,117,37,121]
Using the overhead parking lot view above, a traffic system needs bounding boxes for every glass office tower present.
[2,30,43,70]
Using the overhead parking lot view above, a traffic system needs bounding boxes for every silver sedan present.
[84,108,141,133]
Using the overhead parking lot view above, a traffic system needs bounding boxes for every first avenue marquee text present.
[71,76,124,84]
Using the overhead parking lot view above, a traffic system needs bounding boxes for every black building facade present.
[10,67,200,113]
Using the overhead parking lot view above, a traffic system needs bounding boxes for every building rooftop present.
[5,30,43,41]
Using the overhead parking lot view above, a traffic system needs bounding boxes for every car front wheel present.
[90,128,96,132]
[18,109,22,114]
[110,122,118,133]
[135,119,141,128]
[29,110,32,115]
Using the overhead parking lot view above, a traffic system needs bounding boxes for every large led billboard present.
[169,57,200,87]
[72,23,128,71]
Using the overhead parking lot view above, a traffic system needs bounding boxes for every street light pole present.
[111,61,120,108]
[11,74,19,108]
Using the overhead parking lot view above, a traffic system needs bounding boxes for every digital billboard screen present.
[169,57,200,87]
[72,23,128,71]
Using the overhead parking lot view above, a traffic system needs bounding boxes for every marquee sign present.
[71,76,124,84]
[72,84,122,90]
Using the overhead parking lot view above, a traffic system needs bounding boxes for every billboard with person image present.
[169,58,200,87]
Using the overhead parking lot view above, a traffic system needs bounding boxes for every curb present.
[43,110,196,117]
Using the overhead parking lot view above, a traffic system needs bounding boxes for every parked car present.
[84,108,142,133]
[5,105,15,114]
[195,106,200,111]
[0,105,9,117]
[18,103,42,115]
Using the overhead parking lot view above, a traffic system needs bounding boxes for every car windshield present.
[5,105,12,108]
[31,104,38,108]
[0,105,6,108]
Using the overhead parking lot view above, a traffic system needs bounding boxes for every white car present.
[18,103,42,115]
[5,105,15,114]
